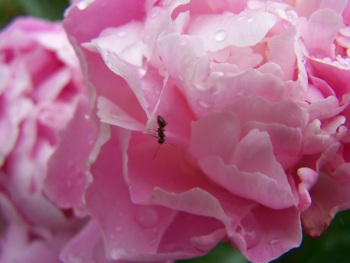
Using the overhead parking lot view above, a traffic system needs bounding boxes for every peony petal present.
[45,98,93,208]
[227,97,309,129]
[268,27,297,80]
[302,9,343,57]
[60,221,105,263]
[189,111,240,163]
[85,126,175,261]
[188,11,278,51]
[302,172,350,237]
[97,96,145,131]
[199,130,295,209]
[232,206,301,263]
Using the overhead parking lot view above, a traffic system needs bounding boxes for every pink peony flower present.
[45,0,350,262]
[0,17,87,262]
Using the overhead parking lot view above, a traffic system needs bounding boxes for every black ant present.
[156,115,167,144]
[153,115,167,159]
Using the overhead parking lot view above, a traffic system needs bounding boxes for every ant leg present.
[152,145,161,160]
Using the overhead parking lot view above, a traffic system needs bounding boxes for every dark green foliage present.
[0,0,69,28]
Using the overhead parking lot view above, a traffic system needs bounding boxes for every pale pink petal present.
[189,112,240,163]
[268,27,297,80]
[199,130,295,209]
[232,206,301,263]
[309,58,350,98]
[45,98,93,208]
[227,97,308,129]
[188,12,278,51]
[172,0,247,17]
[295,0,348,17]
[97,96,145,131]
[242,122,303,169]
[302,9,343,57]
[302,172,350,237]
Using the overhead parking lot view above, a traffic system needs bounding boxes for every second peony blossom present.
[0,17,87,263]
[45,0,350,263]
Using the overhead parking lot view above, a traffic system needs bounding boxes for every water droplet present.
[138,67,146,77]
[236,225,259,250]
[109,248,125,260]
[111,109,121,118]
[67,256,82,263]
[66,180,72,188]
[134,207,159,228]
[117,31,126,38]
[67,160,73,167]
[209,87,222,95]
[84,113,90,120]
[149,238,157,246]
[211,71,224,78]
[197,99,211,108]
[118,212,124,217]
[214,30,228,42]
[270,238,279,245]
[247,17,256,23]
[76,0,93,10]
[164,243,177,251]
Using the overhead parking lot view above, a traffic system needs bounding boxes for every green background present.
[1,0,349,262]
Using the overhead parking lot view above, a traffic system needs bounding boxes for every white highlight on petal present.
[76,0,95,10]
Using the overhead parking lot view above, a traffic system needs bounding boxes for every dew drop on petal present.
[197,99,212,108]
[111,109,121,118]
[134,207,159,228]
[209,87,222,95]
[76,0,94,10]
[247,17,256,23]
[109,248,126,260]
[117,31,126,38]
[67,160,73,167]
[214,30,228,42]
[270,238,279,245]
[67,256,82,263]
[138,67,146,77]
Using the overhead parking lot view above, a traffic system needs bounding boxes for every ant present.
[156,115,167,144]
[153,115,167,159]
